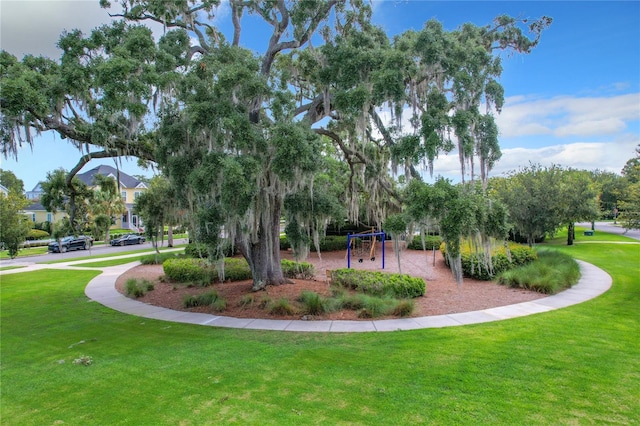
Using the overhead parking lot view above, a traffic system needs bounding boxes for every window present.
[31,213,36,222]
[47,213,52,222]
[134,191,141,199]
[121,191,127,202]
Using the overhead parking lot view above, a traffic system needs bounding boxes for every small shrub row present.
[407,234,443,250]
[163,257,315,284]
[280,235,349,252]
[140,252,183,265]
[330,269,426,298]
[125,278,154,298]
[26,229,50,240]
[184,241,236,259]
[441,241,538,280]
[183,290,226,311]
[497,249,580,294]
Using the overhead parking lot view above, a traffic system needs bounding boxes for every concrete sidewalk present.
[83,259,612,333]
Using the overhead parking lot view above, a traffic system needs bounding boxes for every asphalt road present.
[1,238,188,266]
[577,222,640,241]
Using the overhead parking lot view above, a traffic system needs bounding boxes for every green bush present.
[184,240,236,259]
[26,229,50,240]
[441,241,538,280]
[221,258,253,281]
[331,269,426,298]
[140,252,183,265]
[497,249,580,294]
[163,258,210,283]
[281,259,315,279]
[280,235,349,252]
[407,234,442,250]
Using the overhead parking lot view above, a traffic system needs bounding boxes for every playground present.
[115,241,546,320]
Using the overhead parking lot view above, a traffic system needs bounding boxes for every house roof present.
[25,202,46,211]
[76,165,146,189]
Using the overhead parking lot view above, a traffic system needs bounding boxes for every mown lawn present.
[1,231,638,424]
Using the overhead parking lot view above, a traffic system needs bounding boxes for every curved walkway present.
[81,259,612,332]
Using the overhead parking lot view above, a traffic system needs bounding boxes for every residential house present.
[24,165,148,231]
[0,184,8,196]
[26,182,44,200]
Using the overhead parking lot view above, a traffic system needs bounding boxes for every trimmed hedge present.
[280,235,349,252]
[164,257,315,283]
[140,252,183,265]
[407,234,443,250]
[26,229,50,240]
[184,241,236,258]
[330,269,426,298]
[441,241,538,280]
[163,258,210,283]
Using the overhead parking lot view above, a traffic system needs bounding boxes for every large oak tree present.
[0,1,550,289]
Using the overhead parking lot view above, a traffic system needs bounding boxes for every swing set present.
[346,229,386,269]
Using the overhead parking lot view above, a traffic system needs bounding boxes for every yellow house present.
[25,165,148,231]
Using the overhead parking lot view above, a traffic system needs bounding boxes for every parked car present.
[48,236,93,253]
[110,234,146,246]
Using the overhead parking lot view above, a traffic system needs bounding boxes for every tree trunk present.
[236,192,287,291]
[168,226,173,247]
[567,222,574,246]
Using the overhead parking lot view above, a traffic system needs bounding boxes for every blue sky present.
[1,0,638,191]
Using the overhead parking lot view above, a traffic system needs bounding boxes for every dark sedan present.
[48,236,93,253]
[110,234,146,246]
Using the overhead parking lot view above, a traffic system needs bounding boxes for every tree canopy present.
[0,1,551,288]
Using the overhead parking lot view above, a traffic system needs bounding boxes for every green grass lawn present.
[0,246,49,260]
[1,231,639,424]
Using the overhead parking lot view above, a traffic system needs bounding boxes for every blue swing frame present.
[346,231,386,269]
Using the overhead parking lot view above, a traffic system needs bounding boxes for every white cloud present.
[496,93,640,138]
[0,0,118,59]
[491,135,639,177]
[0,0,230,59]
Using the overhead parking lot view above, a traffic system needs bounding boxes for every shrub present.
[163,258,211,283]
[221,258,252,281]
[281,259,315,279]
[280,235,348,252]
[407,234,442,250]
[441,241,538,280]
[26,229,50,241]
[331,269,426,298]
[125,278,154,298]
[140,252,183,265]
[268,298,297,316]
[497,249,580,294]
[185,240,236,259]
